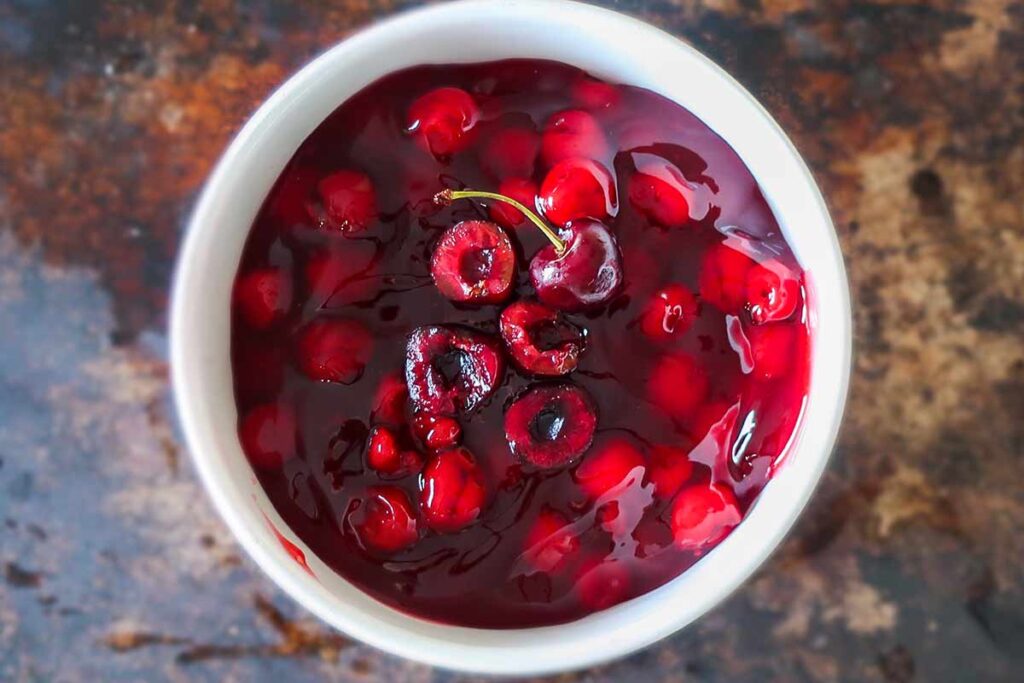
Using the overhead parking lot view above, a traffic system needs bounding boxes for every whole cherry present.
[670,482,741,553]
[365,425,423,477]
[499,300,586,376]
[412,413,463,452]
[699,241,757,314]
[430,220,516,304]
[539,158,617,227]
[648,352,709,421]
[406,86,480,160]
[239,402,297,470]
[310,170,378,233]
[574,438,645,502]
[747,321,800,381]
[235,268,292,329]
[540,109,609,167]
[489,177,537,229]
[627,158,694,229]
[349,486,419,554]
[522,509,579,574]
[419,447,487,532]
[639,284,698,342]
[575,557,630,610]
[480,126,539,180]
[296,318,373,384]
[744,259,802,324]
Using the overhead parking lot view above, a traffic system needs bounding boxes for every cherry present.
[406,86,480,159]
[305,243,379,306]
[489,178,538,229]
[296,318,373,384]
[480,126,539,179]
[670,482,741,553]
[435,189,624,312]
[530,220,624,311]
[576,557,630,610]
[239,402,297,470]
[309,170,377,233]
[419,447,487,532]
[574,438,645,501]
[570,77,621,110]
[365,425,422,476]
[646,445,693,499]
[747,322,799,380]
[268,165,318,227]
[648,352,709,421]
[235,268,292,329]
[412,413,462,452]
[430,220,515,304]
[688,400,733,443]
[744,259,801,324]
[350,486,419,554]
[639,284,698,341]
[540,109,608,167]
[371,373,409,425]
[539,158,617,227]
[405,325,504,415]
[504,384,597,468]
[627,166,693,229]
[500,300,586,376]
[522,509,579,573]
[699,242,756,314]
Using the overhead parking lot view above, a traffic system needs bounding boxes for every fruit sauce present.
[230,59,811,628]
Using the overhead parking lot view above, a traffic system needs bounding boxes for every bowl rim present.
[171,0,851,674]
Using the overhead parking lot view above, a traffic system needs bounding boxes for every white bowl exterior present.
[171,0,851,674]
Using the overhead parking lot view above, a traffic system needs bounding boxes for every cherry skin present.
[405,326,504,415]
[311,170,377,233]
[646,445,694,499]
[295,318,373,384]
[489,177,538,229]
[570,77,621,110]
[504,384,597,468]
[350,486,419,554]
[540,109,608,167]
[418,447,487,532]
[239,402,297,470]
[699,242,757,314]
[371,373,409,426]
[529,220,624,312]
[670,482,741,553]
[480,126,539,180]
[499,300,586,376]
[522,509,579,574]
[647,352,709,421]
[744,259,802,324]
[305,242,379,307]
[406,87,480,159]
[574,438,645,501]
[639,284,698,342]
[576,557,630,610]
[747,321,800,381]
[365,425,422,476]
[412,413,463,452]
[430,220,516,304]
[539,158,617,227]
[628,169,692,229]
[235,268,292,329]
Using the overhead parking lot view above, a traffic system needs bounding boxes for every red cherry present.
[499,300,586,376]
[430,220,516,304]
[296,318,373,384]
[646,445,693,499]
[627,167,693,229]
[406,87,480,159]
[405,326,504,415]
[372,373,408,425]
[529,220,623,311]
[489,177,538,229]
[239,403,297,469]
[570,77,621,110]
[574,438,645,501]
[480,126,539,179]
[540,109,609,167]
[310,170,377,233]
[744,260,801,324]
[350,486,419,554]
[639,284,698,341]
[366,425,422,476]
[688,400,733,443]
[576,557,630,610]
[305,243,379,306]
[419,447,487,532]
[412,413,462,452]
[648,352,709,420]
[747,322,800,380]
[523,509,579,573]
[539,158,617,227]
[699,242,756,314]
[504,384,597,468]
[235,268,292,329]
[670,482,741,553]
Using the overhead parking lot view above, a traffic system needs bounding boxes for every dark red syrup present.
[230,59,811,628]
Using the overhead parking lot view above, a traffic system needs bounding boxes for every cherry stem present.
[434,189,566,254]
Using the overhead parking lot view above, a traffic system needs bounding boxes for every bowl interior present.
[171,0,850,674]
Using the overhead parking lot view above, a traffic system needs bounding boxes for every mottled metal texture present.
[0,0,1021,680]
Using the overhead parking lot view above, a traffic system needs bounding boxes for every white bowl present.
[171,0,851,674]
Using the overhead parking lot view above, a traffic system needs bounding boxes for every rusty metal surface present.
[1,1,1022,681]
